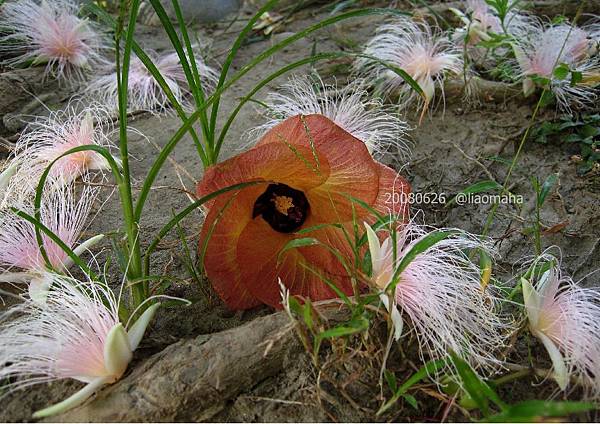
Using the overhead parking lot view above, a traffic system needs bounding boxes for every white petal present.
[69,234,105,268]
[523,78,535,97]
[379,293,403,341]
[521,277,541,329]
[32,376,110,419]
[420,77,436,103]
[537,331,569,390]
[0,160,19,194]
[127,303,160,351]
[390,305,404,341]
[103,323,132,378]
[28,274,53,304]
[364,222,381,274]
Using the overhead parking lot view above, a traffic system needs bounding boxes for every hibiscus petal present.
[373,163,411,218]
[236,217,353,308]
[200,185,265,310]
[198,142,330,199]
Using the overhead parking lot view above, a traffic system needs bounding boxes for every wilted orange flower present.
[197,114,410,310]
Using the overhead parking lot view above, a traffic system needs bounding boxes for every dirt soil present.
[1,0,599,421]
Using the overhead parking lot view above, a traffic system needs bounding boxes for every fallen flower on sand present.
[198,114,410,310]
[522,254,600,394]
[0,273,159,418]
[3,107,118,202]
[0,184,102,302]
[365,221,508,374]
[0,0,108,83]
[355,17,463,111]
[86,50,218,113]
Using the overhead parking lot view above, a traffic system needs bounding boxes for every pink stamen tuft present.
[0,0,109,84]
[524,253,600,396]
[0,184,97,274]
[1,105,116,205]
[369,222,510,376]
[355,17,463,110]
[0,273,120,390]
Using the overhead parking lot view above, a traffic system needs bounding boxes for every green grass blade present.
[83,2,209,165]
[147,0,212,146]
[487,400,596,422]
[377,359,446,415]
[209,0,280,136]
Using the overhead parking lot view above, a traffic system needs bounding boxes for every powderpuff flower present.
[0,0,108,84]
[85,50,219,113]
[522,255,600,394]
[354,17,463,111]
[511,19,600,109]
[365,222,507,373]
[0,273,159,418]
[450,0,503,45]
[247,74,411,162]
[0,184,102,302]
[197,114,410,310]
[2,106,117,204]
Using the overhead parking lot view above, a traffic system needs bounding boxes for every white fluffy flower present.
[0,0,108,84]
[355,17,463,110]
[522,254,600,395]
[248,75,411,162]
[511,18,600,110]
[0,273,159,417]
[1,106,118,206]
[0,184,102,302]
[85,50,219,113]
[365,221,508,375]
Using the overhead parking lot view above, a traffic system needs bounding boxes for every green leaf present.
[377,359,446,415]
[384,370,398,393]
[278,238,321,263]
[302,300,314,330]
[450,353,505,417]
[318,316,369,339]
[403,394,418,410]
[538,89,555,108]
[580,124,600,138]
[287,296,304,316]
[537,173,558,207]
[565,133,583,143]
[570,70,583,86]
[487,400,596,422]
[446,180,502,206]
[553,63,570,80]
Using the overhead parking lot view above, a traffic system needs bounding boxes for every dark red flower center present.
[252,183,310,233]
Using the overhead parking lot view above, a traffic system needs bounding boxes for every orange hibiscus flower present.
[197,114,410,310]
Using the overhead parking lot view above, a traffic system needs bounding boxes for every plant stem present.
[116,0,146,306]
[482,91,545,237]
[492,368,531,386]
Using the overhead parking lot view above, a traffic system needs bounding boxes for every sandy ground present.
[1,0,600,421]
